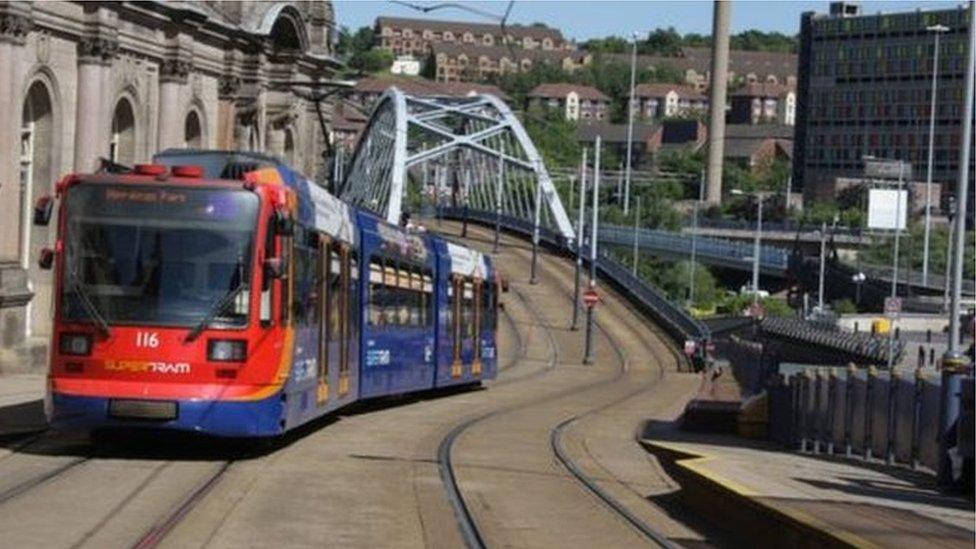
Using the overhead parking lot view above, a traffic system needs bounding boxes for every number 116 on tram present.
[35,150,500,437]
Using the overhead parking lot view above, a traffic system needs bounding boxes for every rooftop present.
[634,83,706,100]
[352,76,510,101]
[375,16,565,42]
[528,83,610,101]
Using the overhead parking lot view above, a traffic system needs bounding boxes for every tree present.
[523,110,580,168]
[337,26,375,57]
[349,49,394,74]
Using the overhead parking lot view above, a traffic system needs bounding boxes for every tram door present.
[450,275,463,378]
[316,234,330,405]
[471,278,483,376]
[337,244,351,396]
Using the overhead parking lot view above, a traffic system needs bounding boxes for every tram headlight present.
[208,339,247,362]
[59,333,92,356]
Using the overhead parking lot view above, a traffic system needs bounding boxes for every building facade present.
[603,47,797,91]
[729,82,797,125]
[431,42,588,82]
[632,83,709,119]
[527,83,610,121]
[794,2,974,205]
[375,16,572,58]
[0,0,339,368]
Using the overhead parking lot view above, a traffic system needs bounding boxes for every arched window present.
[270,16,302,51]
[184,110,202,148]
[20,80,56,335]
[110,98,136,166]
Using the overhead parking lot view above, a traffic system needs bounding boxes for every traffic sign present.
[583,288,600,308]
[884,296,902,317]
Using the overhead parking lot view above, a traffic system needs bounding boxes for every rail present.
[437,208,711,360]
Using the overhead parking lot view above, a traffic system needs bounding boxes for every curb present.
[639,439,879,549]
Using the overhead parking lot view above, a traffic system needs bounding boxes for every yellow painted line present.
[642,439,880,549]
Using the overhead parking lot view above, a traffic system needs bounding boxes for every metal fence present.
[768,366,948,471]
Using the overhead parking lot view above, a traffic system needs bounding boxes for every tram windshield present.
[61,184,260,328]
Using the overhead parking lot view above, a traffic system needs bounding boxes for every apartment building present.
[527,84,611,121]
[729,82,797,125]
[632,83,709,119]
[375,16,572,58]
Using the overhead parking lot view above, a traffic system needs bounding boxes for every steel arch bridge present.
[338,88,575,241]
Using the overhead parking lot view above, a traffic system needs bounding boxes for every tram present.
[36,150,499,437]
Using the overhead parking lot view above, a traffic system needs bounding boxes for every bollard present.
[926,329,932,343]
[929,347,936,367]
[886,370,900,466]
[865,366,877,461]
[854,321,859,333]
[813,369,823,454]
[845,363,856,457]
[918,346,925,369]
[827,369,837,454]
[910,367,924,470]
[895,327,901,341]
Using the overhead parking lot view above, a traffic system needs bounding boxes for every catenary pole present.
[923,25,949,286]
[584,137,601,364]
[939,0,975,487]
[623,33,638,215]
[572,149,587,331]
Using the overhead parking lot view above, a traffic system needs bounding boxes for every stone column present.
[157,57,191,150]
[75,35,117,172]
[216,75,240,149]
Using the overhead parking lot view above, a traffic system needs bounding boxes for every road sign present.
[583,288,600,308]
[864,159,912,180]
[884,296,902,317]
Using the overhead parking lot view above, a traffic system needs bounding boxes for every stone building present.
[375,16,572,58]
[431,42,588,82]
[0,0,340,367]
[632,83,708,120]
[527,83,610,121]
[728,82,797,126]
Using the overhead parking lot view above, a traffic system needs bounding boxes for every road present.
[0,223,718,548]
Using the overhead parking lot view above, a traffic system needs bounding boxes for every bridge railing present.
[599,225,789,272]
[437,208,710,364]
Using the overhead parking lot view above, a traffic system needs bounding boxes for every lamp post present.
[623,31,639,215]
[631,195,641,277]
[731,189,767,306]
[689,170,704,307]
[922,24,949,287]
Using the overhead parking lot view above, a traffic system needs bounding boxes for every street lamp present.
[730,188,769,306]
[922,24,949,287]
[623,31,639,215]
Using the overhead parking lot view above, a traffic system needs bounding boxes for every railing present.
[599,225,790,273]
[437,207,710,365]
[768,366,951,473]
[761,316,904,365]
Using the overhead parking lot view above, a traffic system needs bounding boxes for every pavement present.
[0,373,46,437]
[640,422,975,548]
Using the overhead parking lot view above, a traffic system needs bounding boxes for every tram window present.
[260,215,276,325]
[462,279,475,339]
[293,233,318,327]
[329,244,342,334]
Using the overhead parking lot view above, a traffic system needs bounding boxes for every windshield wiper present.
[184,284,247,343]
[67,274,111,339]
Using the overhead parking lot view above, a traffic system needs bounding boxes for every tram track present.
[0,454,90,506]
[436,223,683,547]
[130,460,233,549]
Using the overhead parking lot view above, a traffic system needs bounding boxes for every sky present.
[333,0,967,40]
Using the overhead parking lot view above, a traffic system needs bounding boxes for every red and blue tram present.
[38,150,499,437]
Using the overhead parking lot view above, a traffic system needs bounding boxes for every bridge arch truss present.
[339,88,575,241]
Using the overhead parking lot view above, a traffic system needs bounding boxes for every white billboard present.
[867,188,908,230]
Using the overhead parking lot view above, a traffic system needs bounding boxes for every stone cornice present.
[0,2,33,46]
